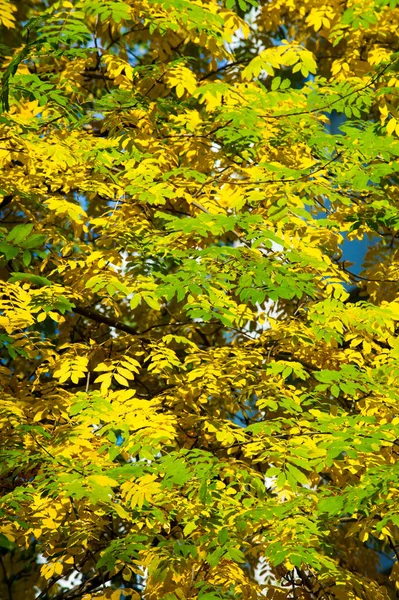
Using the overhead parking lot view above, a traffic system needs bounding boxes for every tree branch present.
[260,59,395,120]
[73,306,144,338]
[50,571,113,600]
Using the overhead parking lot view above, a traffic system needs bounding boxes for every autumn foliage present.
[2,0,399,598]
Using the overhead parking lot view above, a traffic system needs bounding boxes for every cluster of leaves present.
[2,0,399,599]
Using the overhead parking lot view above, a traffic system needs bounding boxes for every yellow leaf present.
[120,358,141,372]
[0,316,10,328]
[387,117,397,136]
[70,372,82,384]
[114,372,129,386]
[176,83,185,98]
[379,104,388,117]
[121,474,161,509]
[94,373,113,392]
[94,362,114,372]
[167,65,197,98]
[0,0,16,29]
[359,530,369,542]
[41,563,55,580]
[88,475,119,488]
[116,366,135,380]
[58,371,71,383]
[114,503,131,520]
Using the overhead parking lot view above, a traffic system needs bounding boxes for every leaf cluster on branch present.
[1,0,399,599]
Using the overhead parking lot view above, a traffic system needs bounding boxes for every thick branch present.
[50,571,113,600]
[73,306,140,337]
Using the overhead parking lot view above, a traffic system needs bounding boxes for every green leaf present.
[286,463,308,486]
[143,294,161,310]
[9,272,53,286]
[22,249,32,266]
[0,242,19,260]
[226,547,246,562]
[1,42,33,112]
[183,521,197,536]
[53,296,75,314]
[218,527,229,545]
[6,223,34,244]
[130,294,141,309]
[0,533,14,550]
[317,495,344,516]
[206,547,225,567]
[271,76,281,91]
[20,234,47,249]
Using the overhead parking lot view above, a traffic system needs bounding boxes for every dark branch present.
[73,306,142,338]
[50,571,113,600]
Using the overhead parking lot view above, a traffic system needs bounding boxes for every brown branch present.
[296,568,326,599]
[50,571,113,600]
[228,152,343,186]
[0,555,13,600]
[82,71,113,80]
[29,432,85,477]
[35,573,69,600]
[73,306,144,338]
[137,319,220,335]
[340,264,398,284]
[259,59,395,120]
[199,59,251,81]
[388,536,399,563]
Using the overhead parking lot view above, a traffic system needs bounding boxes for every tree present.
[2,0,399,598]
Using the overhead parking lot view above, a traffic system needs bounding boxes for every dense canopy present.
[2,0,399,598]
